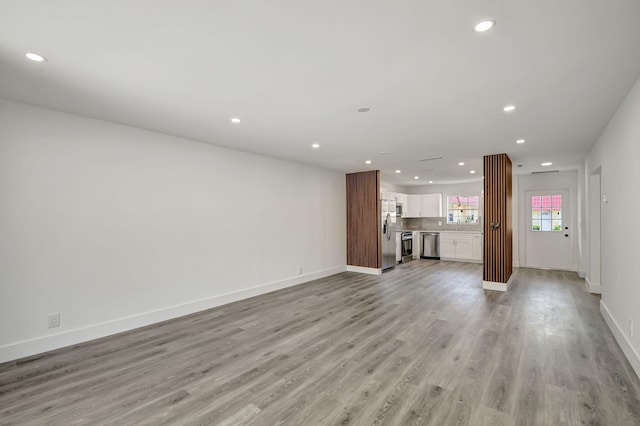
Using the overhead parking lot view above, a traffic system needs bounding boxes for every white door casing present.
[524,189,573,270]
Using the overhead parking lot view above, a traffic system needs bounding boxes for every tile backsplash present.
[398,217,483,232]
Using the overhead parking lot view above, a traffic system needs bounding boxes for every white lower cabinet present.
[440,233,482,262]
[440,238,456,259]
[472,234,482,260]
[455,237,473,260]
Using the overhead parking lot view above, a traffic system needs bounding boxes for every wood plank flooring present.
[2,261,640,425]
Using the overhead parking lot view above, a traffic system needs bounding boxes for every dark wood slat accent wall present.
[483,153,513,283]
[346,170,381,268]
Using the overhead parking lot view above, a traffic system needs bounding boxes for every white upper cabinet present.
[405,193,442,217]
[421,194,442,217]
[398,193,408,212]
[405,194,422,217]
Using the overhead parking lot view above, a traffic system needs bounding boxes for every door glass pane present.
[532,196,541,207]
[532,195,563,232]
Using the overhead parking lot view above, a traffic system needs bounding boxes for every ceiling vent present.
[418,156,443,162]
[531,170,560,174]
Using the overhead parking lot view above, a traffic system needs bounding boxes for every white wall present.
[586,170,602,293]
[402,181,482,199]
[379,180,405,194]
[0,99,346,362]
[585,75,640,378]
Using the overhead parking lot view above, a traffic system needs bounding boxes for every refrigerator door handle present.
[385,213,391,240]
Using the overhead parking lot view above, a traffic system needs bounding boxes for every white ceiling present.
[1,0,640,185]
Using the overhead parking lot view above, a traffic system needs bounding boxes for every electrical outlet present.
[48,312,60,328]
[298,266,303,275]
[630,319,634,337]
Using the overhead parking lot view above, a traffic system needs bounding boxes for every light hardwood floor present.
[1,261,640,425]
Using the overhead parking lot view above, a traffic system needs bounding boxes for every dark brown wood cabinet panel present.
[346,170,381,268]
[483,153,513,283]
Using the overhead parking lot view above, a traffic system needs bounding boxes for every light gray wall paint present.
[0,99,346,362]
[585,75,640,377]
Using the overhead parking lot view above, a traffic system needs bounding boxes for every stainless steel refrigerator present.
[381,199,397,271]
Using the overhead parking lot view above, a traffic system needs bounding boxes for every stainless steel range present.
[401,232,413,263]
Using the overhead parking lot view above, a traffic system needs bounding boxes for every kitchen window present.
[531,195,562,231]
[447,195,480,224]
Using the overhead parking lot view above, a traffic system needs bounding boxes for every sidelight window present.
[531,195,562,231]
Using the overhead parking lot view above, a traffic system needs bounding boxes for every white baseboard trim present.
[513,261,520,268]
[483,281,506,291]
[482,274,514,292]
[346,265,382,275]
[0,265,346,364]
[585,277,602,294]
[440,257,481,264]
[577,269,586,279]
[600,300,640,380]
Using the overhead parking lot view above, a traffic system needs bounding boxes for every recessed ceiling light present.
[365,160,372,164]
[516,139,526,144]
[25,52,47,62]
[458,162,465,166]
[312,143,320,149]
[541,162,553,166]
[357,107,370,113]
[470,170,476,174]
[474,20,495,32]
[414,176,419,180]
[429,180,433,184]
[395,170,401,174]
[230,117,241,124]
[503,105,516,112]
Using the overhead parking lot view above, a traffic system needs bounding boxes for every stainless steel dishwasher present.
[421,232,440,259]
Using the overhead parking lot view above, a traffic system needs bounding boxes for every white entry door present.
[524,190,573,270]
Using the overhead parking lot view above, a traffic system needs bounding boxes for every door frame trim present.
[523,188,575,270]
